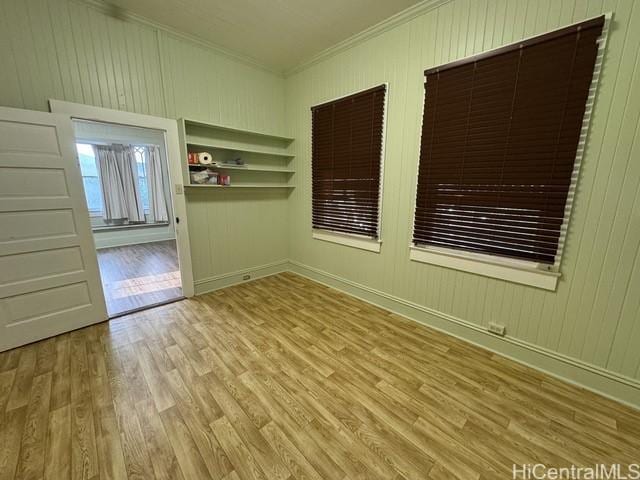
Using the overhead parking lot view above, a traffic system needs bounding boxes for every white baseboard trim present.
[94,230,175,249]
[287,260,640,410]
[194,260,290,295]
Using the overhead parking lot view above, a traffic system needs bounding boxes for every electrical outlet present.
[488,323,506,337]
[242,274,251,281]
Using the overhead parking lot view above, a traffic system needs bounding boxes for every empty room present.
[0,0,639,479]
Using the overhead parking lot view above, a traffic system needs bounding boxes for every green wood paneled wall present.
[0,0,289,285]
[285,0,640,385]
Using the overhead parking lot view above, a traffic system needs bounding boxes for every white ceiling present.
[104,0,422,72]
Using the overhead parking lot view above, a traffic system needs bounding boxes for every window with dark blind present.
[312,85,386,239]
[413,16,605,266]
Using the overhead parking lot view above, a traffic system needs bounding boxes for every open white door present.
[0,107,108,352]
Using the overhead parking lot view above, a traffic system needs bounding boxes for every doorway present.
[50,99,195,317]
[73,121,182,317]
[0,103,194,351]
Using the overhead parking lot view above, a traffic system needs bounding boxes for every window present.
[311,85,387,251]
[77,143,103,214]
[411,16,605,289]
[133,145,149,212]
[76,143,151,216]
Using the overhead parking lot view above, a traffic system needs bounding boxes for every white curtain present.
[94,144,145,223]
[145,145,169,223]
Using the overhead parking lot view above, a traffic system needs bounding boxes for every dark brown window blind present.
[414,16,604,264]
[312,85,386,238]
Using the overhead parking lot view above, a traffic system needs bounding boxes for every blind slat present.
[312,85,386,238]
[414,17,604,264]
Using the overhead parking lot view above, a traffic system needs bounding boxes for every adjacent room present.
[0,0,639,479]
[74,120,182,317]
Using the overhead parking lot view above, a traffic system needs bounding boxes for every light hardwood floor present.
[97,240,182,317]
[0,272,638,480]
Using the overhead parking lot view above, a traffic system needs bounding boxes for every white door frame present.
[49,100,195,297]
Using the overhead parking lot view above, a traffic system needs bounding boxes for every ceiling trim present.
[284,0,451,77]
[72,0,283,76]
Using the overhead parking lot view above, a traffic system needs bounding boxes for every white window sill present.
[313,229,381,253]
[409,245,560,291]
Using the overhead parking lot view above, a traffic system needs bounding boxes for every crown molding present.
[71,0,283,76]
[284,0,451,77]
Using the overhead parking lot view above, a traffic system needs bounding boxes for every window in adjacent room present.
[311,84,387,252]
[77,143,103,215]
[76,142,162,223]
[411,16,606,290]
[133,145,150,212]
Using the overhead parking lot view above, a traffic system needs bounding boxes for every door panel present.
[0,107,107,351]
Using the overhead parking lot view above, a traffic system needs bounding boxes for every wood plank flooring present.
[0,272,638,480]
[96,240,182,317]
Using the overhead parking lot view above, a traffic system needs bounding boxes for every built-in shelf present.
[188,163,295,173]
[183,119,294,143]
[184,183,295,189]
[186,141,295,159]
[179,118,295,190]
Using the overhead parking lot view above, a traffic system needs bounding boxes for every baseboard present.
[194,260,290,295]
[94,229,175,249]
[287,260,640,410]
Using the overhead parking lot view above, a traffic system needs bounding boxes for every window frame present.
[311,83,389,253]
[409,14,610,290]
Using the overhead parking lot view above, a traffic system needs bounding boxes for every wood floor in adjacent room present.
[97,239,182,317]
[0,272,638,480]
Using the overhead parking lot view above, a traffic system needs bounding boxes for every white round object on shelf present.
[198,152,213,164]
